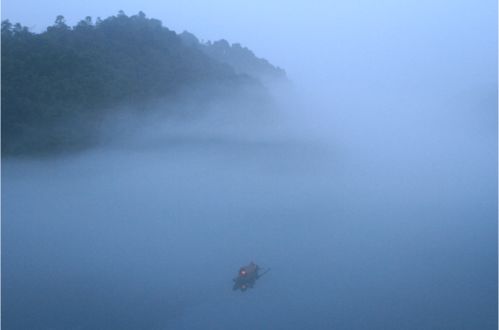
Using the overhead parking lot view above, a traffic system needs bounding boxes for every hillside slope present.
[1,12,286,155]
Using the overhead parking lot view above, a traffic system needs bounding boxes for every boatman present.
[232,262,269,291]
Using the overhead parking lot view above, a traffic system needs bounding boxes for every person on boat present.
[233,262,268,291]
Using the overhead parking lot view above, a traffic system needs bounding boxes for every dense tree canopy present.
[1,12,285,155]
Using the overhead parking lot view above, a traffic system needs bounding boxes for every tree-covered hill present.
[179,31,286,84]
[1,11,286,155]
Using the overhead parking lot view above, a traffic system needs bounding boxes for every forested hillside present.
[1,11,286,155]
[179,31,286,83]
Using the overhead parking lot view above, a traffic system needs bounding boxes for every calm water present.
[2,88,497,329]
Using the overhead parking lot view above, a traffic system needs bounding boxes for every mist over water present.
[2,1,497,329]
[3,77,497,329]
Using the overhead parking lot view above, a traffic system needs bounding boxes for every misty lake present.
[2,87,497,329]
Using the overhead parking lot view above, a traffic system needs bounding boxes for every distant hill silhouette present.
[1,11,286,155]
[179,31,286,84]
